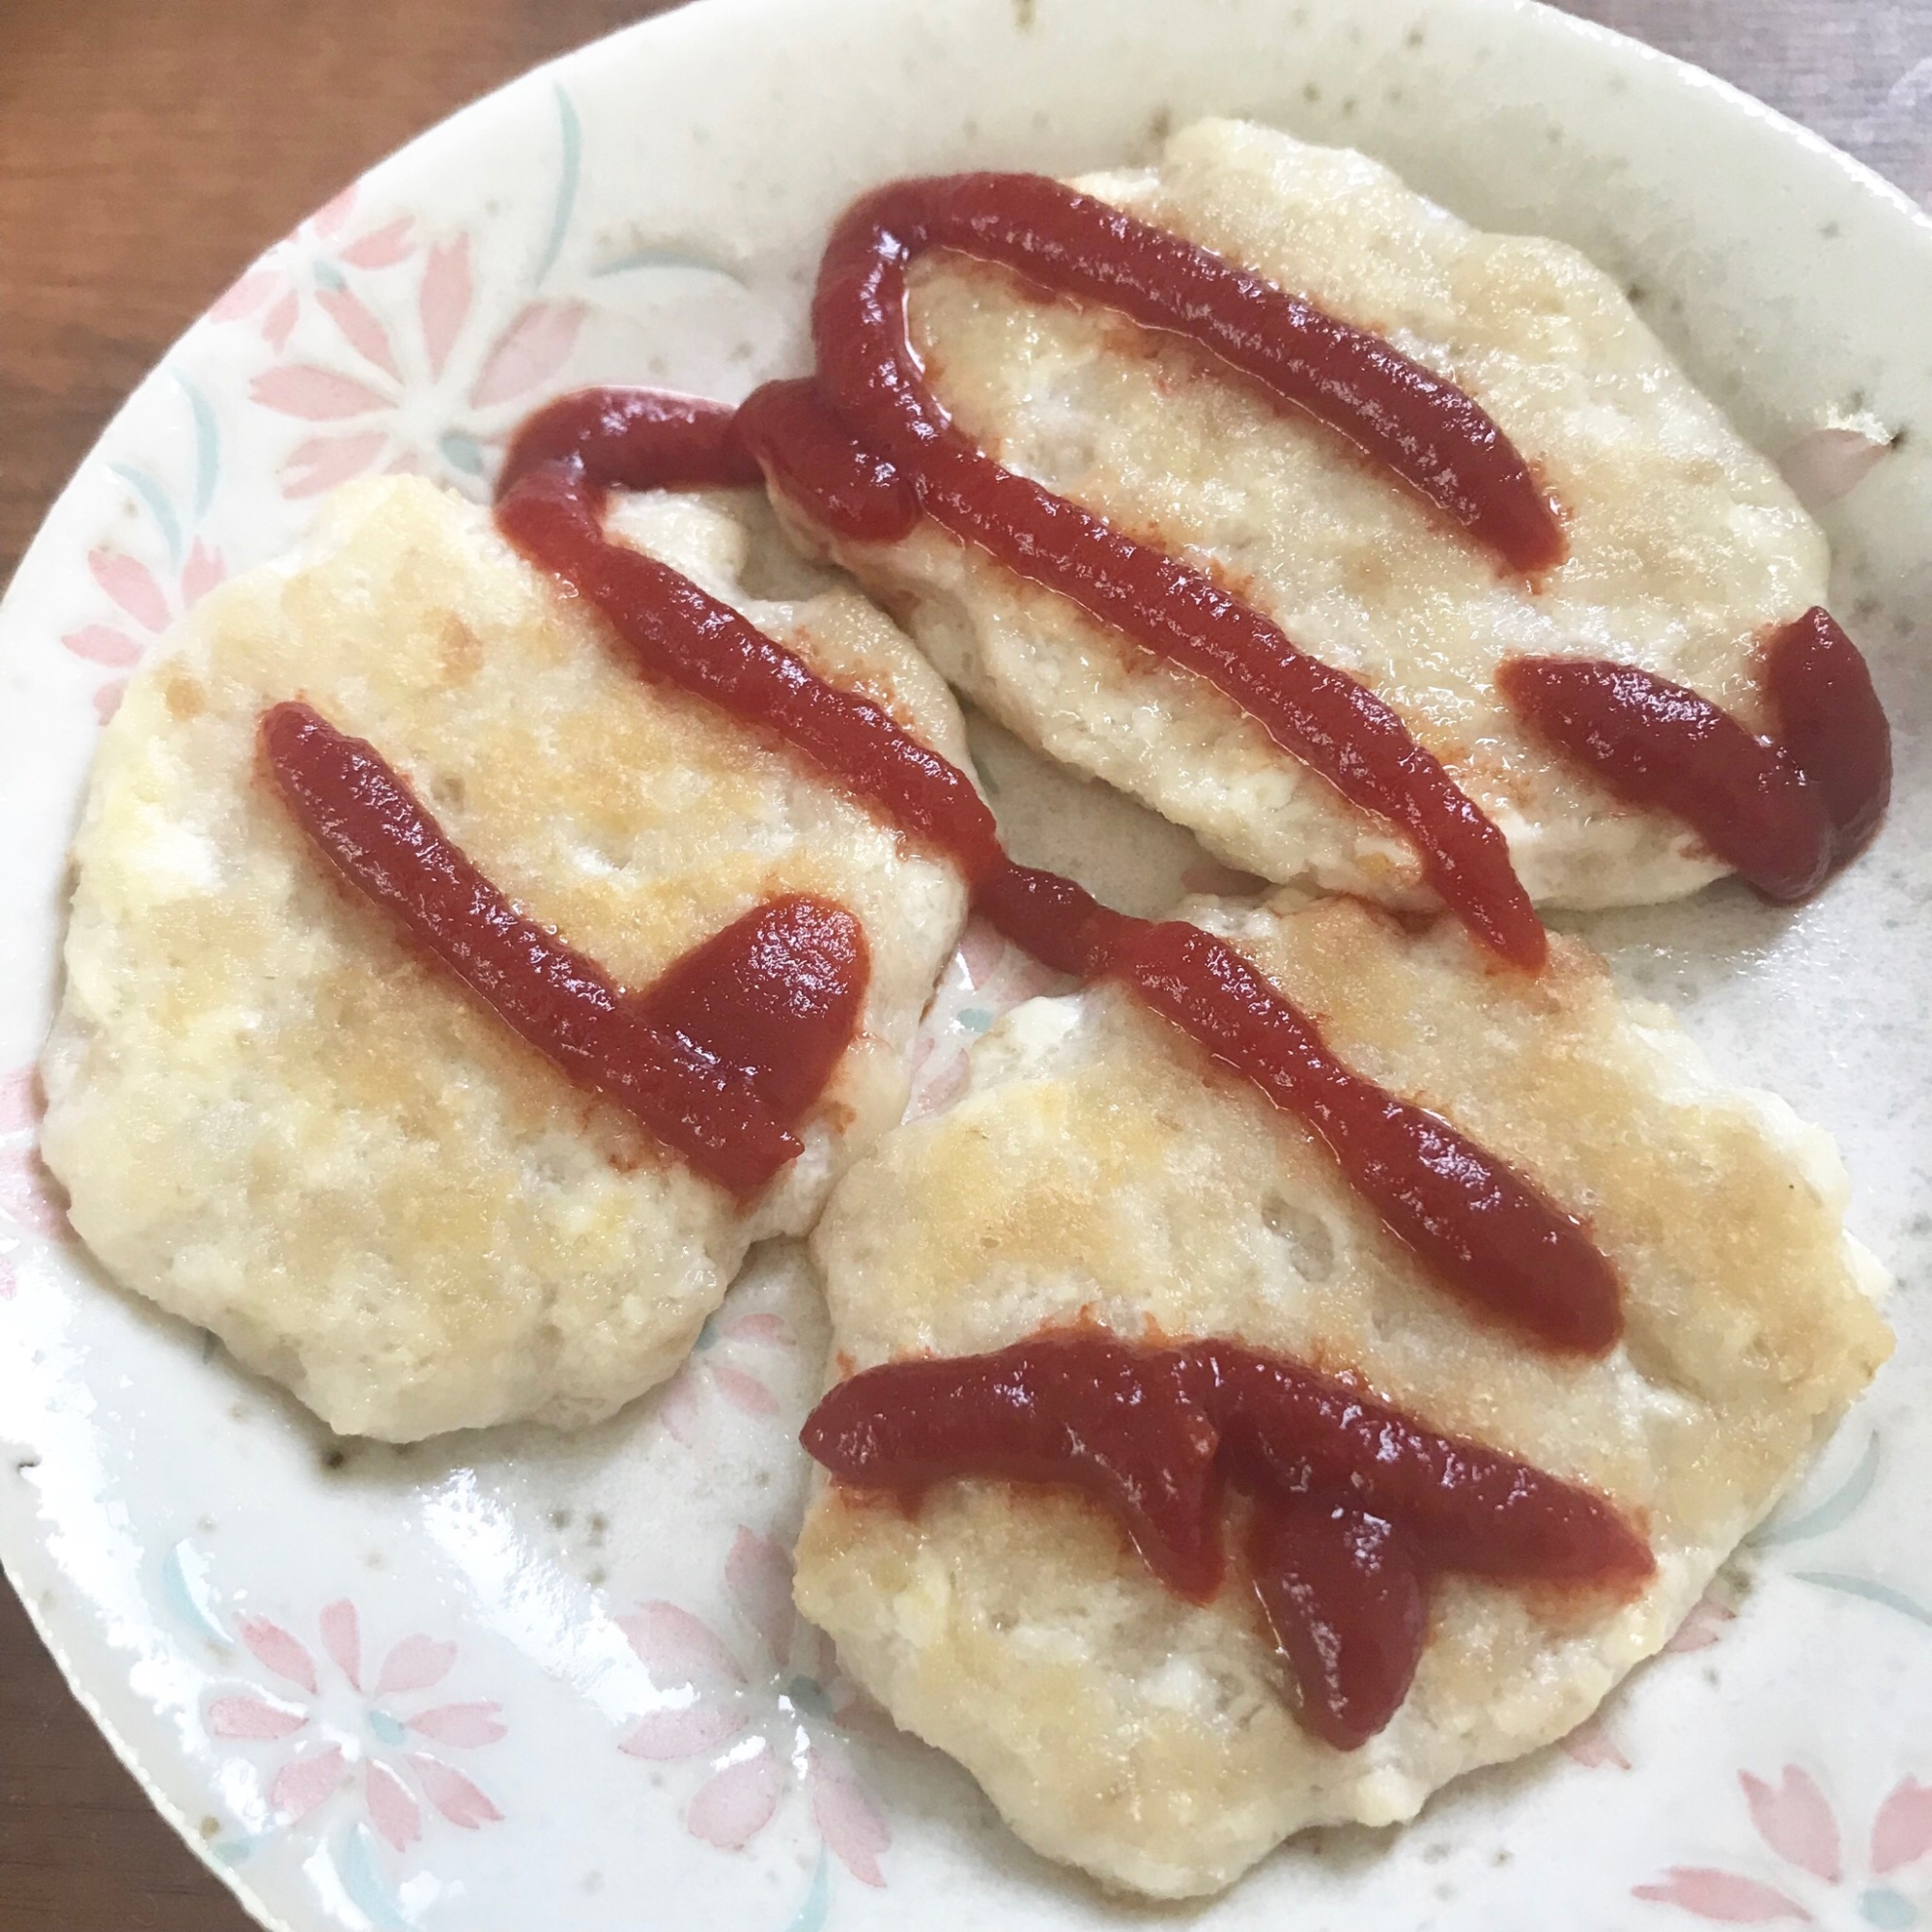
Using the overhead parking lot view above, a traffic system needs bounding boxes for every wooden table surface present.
[1,2,1926,1926]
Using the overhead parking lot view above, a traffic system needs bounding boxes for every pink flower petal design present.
[656,1373,705,1448]
[1872,1776,1932,1875]
[319,1599,360,1691]
[722,1313,789,1346]
[0,1153,64,1238]
[0,1068,37,1134]
[88,550,171,634]
[407,1752,502,1830]
[1778,426,1893,513]
[1633,1869,1810,1922]
[713,1365,780,1417]
[316,288,401,383]
[469,299,586,408]
[1664,1591,1736,1654]
[263,290,301,353]
[180,539,226,610]
[958,919,1007,990]
[827,1685,900,1745]
[407,1702,507,1747]
[684,1742,783,1852]
[207,1694,308,1741]
[310,184,358,241]
[418,235,472,382]
[375,1634,457,1696]
[908,1049,971,1121]
[280,431,389,499]
[1558,1713,1631,1772]
[63,625,144,668]
[809,1750,890,1886]
[620,1705,749,1761]
[339,214,414,268]
[250,365,392,421]
[240,1616,320,1693]
[365,1760,422,1852]
[725,1528,796,1672]
[210,267,280,322]
[92,679,128,724]
[1741,1767,1840,1883]
[618,1603,748,1690]
[270,1744,348,1823]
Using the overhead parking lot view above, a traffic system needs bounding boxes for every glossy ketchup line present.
[497,450,1005,887]
[802,1335,1654,1747]
[261,700,867,1198]
[1500,608,1891,901]
[775,171,1552,971]
[811,174,1564,568]
[493,392,1620,1354]
[739,375,1542,971]
[771,170,1889,929]
[978,861,1619,1352]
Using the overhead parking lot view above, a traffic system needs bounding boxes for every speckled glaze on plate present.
[2,2,1929,1927]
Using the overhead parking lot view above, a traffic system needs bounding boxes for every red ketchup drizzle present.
[1499,607,1890,901]
[740,170,1556,971]
[260,700,867,1198]
[977,862,1620,1351]
[810,174,1563,569]
[496,461,1005,886]
[495,387,1618,1355]
[801,1335,1653,1747]
[499,387,763,497]
[1766,606,1893,860]
[1247,1499,1429,1751]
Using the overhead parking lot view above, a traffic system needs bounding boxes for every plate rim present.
[4,2,1930,1928]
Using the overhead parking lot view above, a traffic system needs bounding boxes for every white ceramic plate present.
[4,2,1930,1927]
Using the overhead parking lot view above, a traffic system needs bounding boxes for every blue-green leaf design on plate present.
[338,1821,412,1931]
[781,1849,832,1932]
[1795,1571,1932,1629]
[592,245,748,283]
[313,259,348,295]
[367,1707,409,1747]
[1859,1886,1918,1928]
[159,1539,232,1649]
[182,377,220,521]
[439,430,488,477]
[1752,1432,1880,1547]
[111,466,183,567]
[781,1675,830,1719]
[534,86,582,288]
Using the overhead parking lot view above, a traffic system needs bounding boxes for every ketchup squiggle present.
[777,172,1553,971]
[492,391,1620,1355]
[752,170,1889,932]
[262,699,867,1198]
[802,1334,1653,1747]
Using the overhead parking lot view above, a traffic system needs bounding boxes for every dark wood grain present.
[0,0,666,592]
[0,2,1923,1927]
